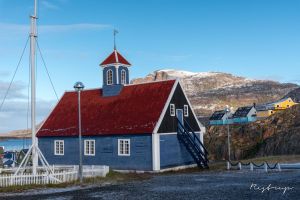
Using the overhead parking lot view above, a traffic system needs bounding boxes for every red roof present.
[37,80,176,137]
[100,50,131,66]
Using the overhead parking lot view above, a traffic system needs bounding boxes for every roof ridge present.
[114,49,119,63]
[64,79,177,93]
[124,79,176,87]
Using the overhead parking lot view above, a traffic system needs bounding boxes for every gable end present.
[157,81,201,133]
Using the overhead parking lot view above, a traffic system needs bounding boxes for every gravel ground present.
[1,170,299,200]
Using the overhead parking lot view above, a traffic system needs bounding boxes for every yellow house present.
[273,97,298,110]
[256,97,298,118]
[257,109,276,118]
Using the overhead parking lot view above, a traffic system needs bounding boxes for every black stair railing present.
[177,118,209,161]
[176,118,209,168]
[182,118,209,157]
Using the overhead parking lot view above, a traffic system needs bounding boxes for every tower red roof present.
[37,80,176,137]
[100,50,131,66]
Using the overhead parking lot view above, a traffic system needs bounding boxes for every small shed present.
[232,106,257,124]
[209,110,232,125]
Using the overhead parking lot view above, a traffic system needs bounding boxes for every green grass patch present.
[0,181,76,193]
[0,170,153,193]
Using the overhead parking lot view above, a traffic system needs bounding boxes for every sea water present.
[0,138,31,151]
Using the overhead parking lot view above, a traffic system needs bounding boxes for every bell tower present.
[100,30,131,97]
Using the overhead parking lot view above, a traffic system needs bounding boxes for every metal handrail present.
[176,118,209,163]
[180,118,209,155]
[178,126,208,161]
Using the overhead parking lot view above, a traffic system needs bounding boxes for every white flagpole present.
[30,0,38,175]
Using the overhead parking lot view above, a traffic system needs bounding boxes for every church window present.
[107,69,113,85]
[121,69,126,84]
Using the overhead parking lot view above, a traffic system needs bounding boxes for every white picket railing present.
[0,171,77,187]
[227,161,300,172]
[0,165,109,187]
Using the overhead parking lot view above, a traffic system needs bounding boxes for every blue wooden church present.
[36,47,208,171]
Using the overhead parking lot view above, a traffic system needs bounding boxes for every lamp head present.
[225,105,230,113]
[73,81,85,91]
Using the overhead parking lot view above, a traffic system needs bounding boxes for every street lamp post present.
[74,81,84,184]
[225,106,231,161]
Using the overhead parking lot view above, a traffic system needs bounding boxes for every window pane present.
[91,141,95,154]
[107,70,113,85]
[55,143,57,154]
[60,142,63,154]
[86,141,89,154]
[170,104,175,116]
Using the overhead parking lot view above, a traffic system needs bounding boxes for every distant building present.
[232,106,257,124]
[257,97,298,118]
[209,110,232,125]
[3,151,17,168]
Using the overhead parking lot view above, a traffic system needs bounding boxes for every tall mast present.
[30,0,38,175]
[15,0,55,177]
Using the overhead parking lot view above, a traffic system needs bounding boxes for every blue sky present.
[0,0,300,132]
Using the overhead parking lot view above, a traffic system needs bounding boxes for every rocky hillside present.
[132,69,298,117]
[0,123,42,138]
[284,87,300,103]
[0,129,31,139]
[205,104,300,160]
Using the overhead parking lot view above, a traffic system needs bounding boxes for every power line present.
[35,38,59,101]
[0,36,30,113]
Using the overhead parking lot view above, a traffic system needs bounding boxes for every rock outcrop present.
[284,87,300,103]
[205,104,300,160]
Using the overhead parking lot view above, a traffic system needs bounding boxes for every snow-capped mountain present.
[132,69,298,117]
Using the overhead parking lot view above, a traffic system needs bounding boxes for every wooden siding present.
[38,134,153,171]
[158,84,200,133]
[160,134,197,168]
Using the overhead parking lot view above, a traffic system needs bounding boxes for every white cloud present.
[0,79,56,133]
[0,99,55,133]
[0,81,27,100]
[0,23,112,36]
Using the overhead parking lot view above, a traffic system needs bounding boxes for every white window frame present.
[54,140,64,156]
[170,104,175,116]
[121,69,126,84]
[118,139,130,156]
[84,140,95,156]
[184,105,189,117]
[106,69,113,85]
